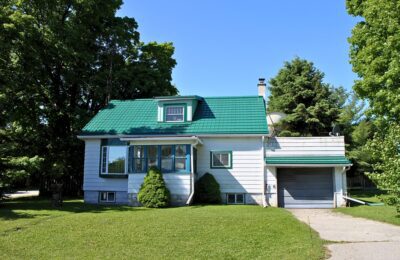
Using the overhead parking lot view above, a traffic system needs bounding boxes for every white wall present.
[266,136,346,156]
[334,166,347,207]
[265,166,278,206]
[128,173,191,195]
[197,137,264,203]
[83,140,128,192]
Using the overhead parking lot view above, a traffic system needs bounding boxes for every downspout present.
[262,136,267,207]
[186,139,198,205]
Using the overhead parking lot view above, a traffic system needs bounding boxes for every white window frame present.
[226,193,245,204]
[165,105,185,122]
[99,191,116,203]
[101,146,129,175]
[211,151,232,168]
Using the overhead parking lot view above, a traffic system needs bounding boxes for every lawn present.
[0,198,325,259]
[334,190,400,226]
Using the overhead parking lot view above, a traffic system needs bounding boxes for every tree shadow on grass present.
[0,197,150,221]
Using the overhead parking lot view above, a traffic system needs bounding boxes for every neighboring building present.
[78,79,351,208]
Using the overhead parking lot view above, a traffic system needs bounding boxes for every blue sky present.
[118,1,359,97]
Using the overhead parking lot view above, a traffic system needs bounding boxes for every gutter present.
[186,138,199,205]
[77,133,271,139]
[262,136,267,207]
[120,136,203,145]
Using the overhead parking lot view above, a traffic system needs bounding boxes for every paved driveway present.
[289,209,400,260]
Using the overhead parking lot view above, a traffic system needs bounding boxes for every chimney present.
[257,78,266,99]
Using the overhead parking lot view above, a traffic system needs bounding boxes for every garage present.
[277,168,334,208]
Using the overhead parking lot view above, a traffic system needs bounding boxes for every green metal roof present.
[265,156,351,165]
[81,96,269,136]
[155,95,203,100]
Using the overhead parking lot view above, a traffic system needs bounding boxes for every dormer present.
[156,95,202,122]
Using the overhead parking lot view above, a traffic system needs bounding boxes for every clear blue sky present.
[118,1,359,97]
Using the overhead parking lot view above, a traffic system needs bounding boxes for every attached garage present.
[277,168,334,208]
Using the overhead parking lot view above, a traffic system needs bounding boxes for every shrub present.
[194,173,221,204]
[138,166,170,208]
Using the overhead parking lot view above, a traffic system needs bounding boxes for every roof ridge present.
[203,95,262,99]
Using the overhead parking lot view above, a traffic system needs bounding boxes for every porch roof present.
[265,156,351,166]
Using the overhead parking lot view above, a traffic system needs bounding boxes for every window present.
[101,146,127,174]
[161,145,173,172]
[128,144,190,173]
[175,145,187,171]
[210,151,232,168]
[147,146,158,168]
[131,146,145,173]
[227,194,245,204]
[165,106,184,122]
[99,192,116,202]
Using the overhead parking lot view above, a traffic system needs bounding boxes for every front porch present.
[119,136,202,206]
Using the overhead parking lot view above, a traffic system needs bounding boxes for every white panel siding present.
[128,173,191,195]
[83,140,128,192]
[334,166,346,207]
[197,137,264,194]
[265,166,278,206]
[266,136,345,157]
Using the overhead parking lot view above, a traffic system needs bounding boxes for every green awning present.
[265,156,351,165]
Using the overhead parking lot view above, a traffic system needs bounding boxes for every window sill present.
[128,172,190,175]
[99,174,128,179]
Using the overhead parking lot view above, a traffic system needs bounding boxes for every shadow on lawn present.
[0,197,148,221]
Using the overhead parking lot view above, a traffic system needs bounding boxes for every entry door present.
[278,168,334,208]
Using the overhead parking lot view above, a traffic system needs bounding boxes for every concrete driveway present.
[289,209,400,260]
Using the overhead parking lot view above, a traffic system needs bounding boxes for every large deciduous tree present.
[267,57,345,136]
[347,0,400,121]
[347,0,400,207]
[0,0,177,195]
[365,124,400,212]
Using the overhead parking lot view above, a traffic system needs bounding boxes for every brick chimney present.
[257,78,266,99]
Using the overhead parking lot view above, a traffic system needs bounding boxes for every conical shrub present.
[194,173,221,204]
[138,166,170,208]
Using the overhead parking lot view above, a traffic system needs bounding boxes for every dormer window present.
[165,105,185,122]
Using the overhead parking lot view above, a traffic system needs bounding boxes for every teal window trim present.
[163,103,187,122]
[130,144,191,174]
[210,151,233,169]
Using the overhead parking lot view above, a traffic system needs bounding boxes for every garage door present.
[278,168,334,208]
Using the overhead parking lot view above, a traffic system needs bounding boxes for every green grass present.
[335,190,400,226]
[0,198,325,259]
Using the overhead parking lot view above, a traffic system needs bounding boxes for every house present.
[77,79,351,208]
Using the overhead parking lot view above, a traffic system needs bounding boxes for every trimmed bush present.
[194,173,221,204]
[138,167,170,208]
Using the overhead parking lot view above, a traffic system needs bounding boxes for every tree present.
[365,124,400,212]
[0,0,177,195]
[347,0,400,122]
[267,58,345,136]
[138,167,170,208]
[347,0,400,198]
